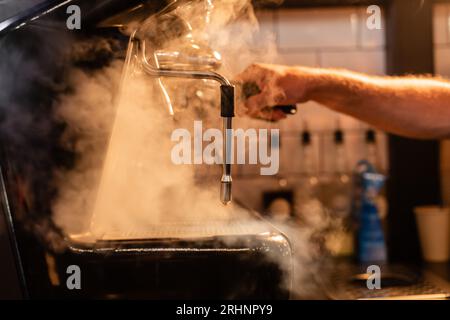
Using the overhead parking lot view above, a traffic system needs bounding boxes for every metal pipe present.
[139,41,231,86]
[220,117,233,204]
[137,39,235,204]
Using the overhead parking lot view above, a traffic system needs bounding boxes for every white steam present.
[51,0,329,298]
[52,0,278,239]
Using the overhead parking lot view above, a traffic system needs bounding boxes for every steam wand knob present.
[220,85,235,205]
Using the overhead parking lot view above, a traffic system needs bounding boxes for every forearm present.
[291,67,450,139]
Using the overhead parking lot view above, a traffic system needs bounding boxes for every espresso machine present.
[0,0,292,299]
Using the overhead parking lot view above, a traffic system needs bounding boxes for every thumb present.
[246,93,270,116]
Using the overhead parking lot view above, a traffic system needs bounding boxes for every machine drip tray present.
[319,260,450,300]
[50,232,293,299]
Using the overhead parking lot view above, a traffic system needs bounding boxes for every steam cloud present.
[1,0,332,298]
[54,0,277,239]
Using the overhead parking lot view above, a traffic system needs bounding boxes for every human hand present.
[235,63,310,121]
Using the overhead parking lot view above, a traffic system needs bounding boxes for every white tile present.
[345,130,365,170]
[434,46,450,78]
[235,116,273,130]
[279,134,301,175]
[339,114,364,130]
[276,8,359,50]
[279,111,303,131]
[253,9,276,46]
[320,131,337,173]
[358,6,385,48]
[275,51,319,67]
[320,49,386,75]
[298,101,339,131]
[433,4,448,45]
[255,9,275,34]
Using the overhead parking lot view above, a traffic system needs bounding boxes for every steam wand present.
[137,40,234,205]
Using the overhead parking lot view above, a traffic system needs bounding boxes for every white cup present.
[414,206,450,262]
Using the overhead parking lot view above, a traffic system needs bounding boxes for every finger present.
[261,107,287,122]
[245,92,270,115]
[245,88,289,115]
[234,64,266,88]
[246,87,287,109]
[247,104,287,122]
[270,109,288,121]
[268,89,288,106]
[235,98,249,116]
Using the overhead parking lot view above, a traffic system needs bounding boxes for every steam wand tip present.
[220,178,232,205]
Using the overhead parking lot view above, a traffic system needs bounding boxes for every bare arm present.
[236,63,450,139]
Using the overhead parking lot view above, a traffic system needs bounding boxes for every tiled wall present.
[233,6,388,211]
[433,3,450,206]
[434,3,450,77]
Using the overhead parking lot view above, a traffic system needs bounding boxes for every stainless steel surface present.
[220,179,232,204]
[155,49,222,71]
[136,26,235,204]
[0,166,27,298]
[139,40,231,86]
[0,0,177,36]
[0,0,73,36]
[221,117,233,204]
[320,260,450,300]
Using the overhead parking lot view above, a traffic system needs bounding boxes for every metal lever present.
[241,82,297,116]
[220,85,235,205]
[273,105,297,115]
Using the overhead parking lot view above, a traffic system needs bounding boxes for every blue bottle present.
[357,172,387,263]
